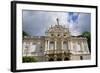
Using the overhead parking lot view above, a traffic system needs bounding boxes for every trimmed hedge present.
[22,56,37,63]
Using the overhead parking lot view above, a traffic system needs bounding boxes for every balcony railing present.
[45,49,70,54]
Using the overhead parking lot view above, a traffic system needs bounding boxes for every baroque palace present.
[22,18,90,62]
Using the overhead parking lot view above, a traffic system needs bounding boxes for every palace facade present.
[22,19,90,62]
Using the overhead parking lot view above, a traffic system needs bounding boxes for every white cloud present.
[23,10,91,36]
[69,13,91,36]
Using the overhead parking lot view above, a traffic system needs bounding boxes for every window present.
[73,44,77,51]
[80,56,83,60]
[77,42,81,51]
[63,41,67,50]
[64,34,66,36]
[58,34,60,36]
[49,41,54,50]
[84,43,88,52]
[24,46,29,56]
[31,44,36,52]
[51,34,54,36]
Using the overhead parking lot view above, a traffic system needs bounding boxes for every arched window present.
[73,44,77,51]
[84,42,88,52]
[49,41,54,50]
[63,41,67,50]
[77,42,81,51]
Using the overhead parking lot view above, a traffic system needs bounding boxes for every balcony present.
[45,49,70,54]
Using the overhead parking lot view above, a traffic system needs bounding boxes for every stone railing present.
[45,49,70,54]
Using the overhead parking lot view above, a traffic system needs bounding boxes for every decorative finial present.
[56,18,59,25]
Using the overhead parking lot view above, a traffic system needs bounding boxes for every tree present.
[82,32,91,52]
[22,56,37,63]
[23,31,29,37]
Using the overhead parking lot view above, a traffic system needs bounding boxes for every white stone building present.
[22,18,91,62]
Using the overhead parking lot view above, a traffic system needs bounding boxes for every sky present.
[22,10,91,36]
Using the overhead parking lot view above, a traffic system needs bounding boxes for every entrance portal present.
[64,57,70,61]
[48,58,54,61]
[57,58,62,61]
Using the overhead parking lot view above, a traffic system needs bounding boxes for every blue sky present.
[22,10,91,36]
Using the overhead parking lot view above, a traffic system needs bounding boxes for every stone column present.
[67,40,70,53]
[45,55,49,61]
[48,40,50,51]
[55,40,57,54]
[54,55,57,61]
[85,40,89,53]
[81,41,84,52]
[55,40,57,50]
[45,40,47,52]
[61,40,64,54]
[70,41,72,52]
[68,40,70,51]
[62,55,65,61]
[61,40,63,50]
